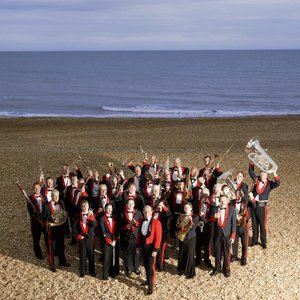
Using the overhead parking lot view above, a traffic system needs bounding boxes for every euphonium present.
[245,138,278,173]
[175,213,193,242]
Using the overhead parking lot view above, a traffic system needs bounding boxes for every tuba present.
[246,138,278,173]
[48,209,68,227]
[175,213,193,242]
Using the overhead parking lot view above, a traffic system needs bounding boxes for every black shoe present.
[51,265,56,272]
[204,260,213,268]
[59,262,71,267]
[126,270,132,276]
[146,288,153,295]
[79,274,85,278]
[36,254,43,260]
[262,244,267,249]
[157,266,164,272]
[230,256,237,263]
[69,240,77,245]
[103,276,108,280]
[140,281,148,286]
[186,274,195,279]
[90,272,96,277]
[134,269,141,275]
[210,269,219,276]
[164,253,170,260]
[241,257,247,266]
[195,259,201,266]
[178,270,185,276]
[224,271,230,278]
[250,241,258,247]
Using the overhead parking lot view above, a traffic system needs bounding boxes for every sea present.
[0,50,299,118]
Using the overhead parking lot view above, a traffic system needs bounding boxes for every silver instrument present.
[246,138,278,173]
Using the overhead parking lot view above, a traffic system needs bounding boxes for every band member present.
[43,190,70,271]
[142,172,155,204]
[86,169,101,205]
[192,176,206,206]
[170,157,189,187]
[28,183,48,259]
[73,199,97,277]
[248,164,280,248]
[199,156,222,193]
[137,205,162,295]
[189,167,199,190]
[100,203,120,280]
[56,165,71,199]
[118,182,145,213]
[153,200,172,271]
[148,184,162,208]
[168,179,188,248]
[143,155,160,178]
[126,164,144,193]
[195,188,213,268]
[210,195,236,278]
[120,199,143,275]
[232,190,250,265]
[160,169,172,198]
[41,177,55,202]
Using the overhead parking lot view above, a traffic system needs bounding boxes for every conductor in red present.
[137,205,162,295]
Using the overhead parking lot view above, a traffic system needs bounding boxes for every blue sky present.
[0,0,299,51]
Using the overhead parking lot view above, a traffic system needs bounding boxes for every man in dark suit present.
[28,182,48,259]
[73,199,97,277]
[210,194,236,278]
[248,164,280,248]
[137,205,162,295]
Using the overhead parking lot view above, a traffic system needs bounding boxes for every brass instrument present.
[49,209,68,227]
[175,213,193,242]
[184,169,191,200]
[108,162,117,174]
[69,156,82,171]
[245,138,278,173]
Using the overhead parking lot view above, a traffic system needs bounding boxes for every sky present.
[0,0,299,51]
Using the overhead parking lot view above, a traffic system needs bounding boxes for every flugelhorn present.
[245,138,278,173]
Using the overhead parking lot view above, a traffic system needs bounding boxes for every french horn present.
[175,213,193,242]
[48,209,68,227]
[245,138,278,173]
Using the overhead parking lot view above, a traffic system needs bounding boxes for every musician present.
[153,200,172,271]
[142,172,155,204]
[43,190,70,272]
[190,167,199,190]
[56,165,71,199]
[143,155,160,178]
[137,205,162,295]
[73,199,97,277]
[160,169,172,198]
[41,177,55,202]
[170,157,189,187]
[100,203,120,280]
[210,195,236,278]
[28,183,48,259]
[177,202,199,279]
[120,199,142,276]
[126,164,144,193]
[86,169,101,205]
[192,176,206,206]
[231,190,250,265]
[194,188,213,268]
[248,164,280,248]
[147,184,162,208]
[168,179,188,248]
[118,182,145,213]
[199,156,222,193]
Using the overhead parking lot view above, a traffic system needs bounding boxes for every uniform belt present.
[257,201,268,207]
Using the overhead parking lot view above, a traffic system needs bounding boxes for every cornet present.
[245,138,278,173]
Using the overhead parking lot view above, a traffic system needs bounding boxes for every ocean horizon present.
[1,50,300,119]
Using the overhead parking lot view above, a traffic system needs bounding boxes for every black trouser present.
[124,237,140,272]
[78,237,95,276]
[156,233,167,269]
[103,241,120,278]
[253,205,268,245]
[195,223,211,264]
[232,225,249,259]
[30,218,48,258]
[141,244,156,290]
[214,233,231,273]
[249,205,257,243]
[48,226,67,268]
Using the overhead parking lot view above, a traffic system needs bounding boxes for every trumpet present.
[69,156,82,170]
